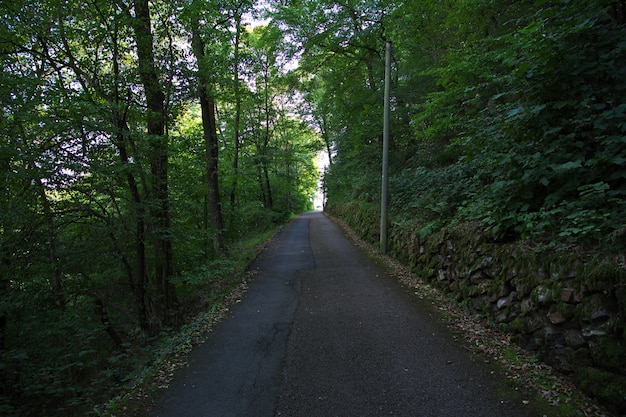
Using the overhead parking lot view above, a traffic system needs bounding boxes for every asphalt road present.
[149,211,531,417]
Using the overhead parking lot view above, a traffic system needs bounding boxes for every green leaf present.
[553,160,582,172]
[530,104,546,114]
[507,106,525,117]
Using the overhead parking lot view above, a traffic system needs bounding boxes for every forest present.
[1,0,625,416]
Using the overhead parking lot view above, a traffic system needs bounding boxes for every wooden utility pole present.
[380,41,391,254]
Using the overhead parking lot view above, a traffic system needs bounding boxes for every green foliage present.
[1,0,321,415]
[318,0,626,247]
[3,0,626,414]
[449,1,626,246]
[389,142,478,237]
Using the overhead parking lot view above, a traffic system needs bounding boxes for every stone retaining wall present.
[328,202,626,415]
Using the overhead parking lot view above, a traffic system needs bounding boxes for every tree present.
[230,7,244,208]
[185,0,243,255]
[132,0,177,314]
[0,0,324,413]
[0,0,189,411]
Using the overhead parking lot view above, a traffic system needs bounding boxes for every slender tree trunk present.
[256,167,266,204]
[58,10,155,332]
[94,297,125,352]
[230,11,242,208]
[18,129,66,312]
[262,69,273,209]
[110,22,152,333]
[262,158,273,208]
[191,20,225,255]
[35,177,65,311]
[115,134,151,334]
[0,253,8,399]
[203,90,225,255]
[132,0,176,316]
[254,139,267,205]
[319,113,333,165]
[0,253,9,354]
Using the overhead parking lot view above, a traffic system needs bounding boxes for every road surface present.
[149,211,530,417]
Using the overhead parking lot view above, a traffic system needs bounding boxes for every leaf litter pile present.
[331,214,612,417]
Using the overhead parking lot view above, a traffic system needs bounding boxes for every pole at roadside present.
[380,41,391,254]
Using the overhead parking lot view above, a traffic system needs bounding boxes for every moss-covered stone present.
[508,316,527,334]
[575,366,626,415]
[590,338,626,374]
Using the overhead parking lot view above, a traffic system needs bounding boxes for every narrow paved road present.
[149,212,530,417]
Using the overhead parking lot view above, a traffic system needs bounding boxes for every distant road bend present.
[149,211,530,417]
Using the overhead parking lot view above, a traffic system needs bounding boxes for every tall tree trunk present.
[262,69,273,209]
[230,10,242,208]
[57,9,156,332]
[115,132,151,334]
[203,90,226,255]
[35,177,65,311]
[191,20,225,255]
[94,297,126,352]
[0,253,9,354]
[110,22,152,333]
[319,113,333,165]
[254,137,267,205]
[132,0,176,317]
[262,157,273,209]
[0,253,8,400]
